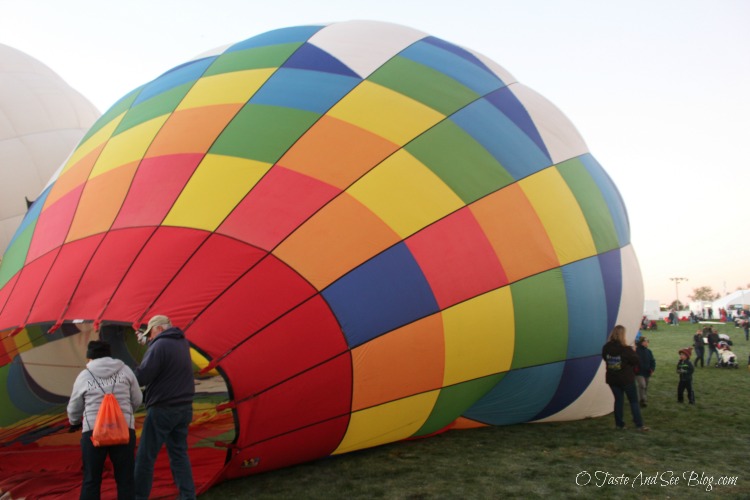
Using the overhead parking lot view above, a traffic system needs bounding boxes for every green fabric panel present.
[405,120,514,204]
[204,44,301,76]
[113,83,193,135]
[415,373,504,436]
[80,88,141,143]
[557,158,619,254]
[209,104,319,163]
[510,270,569,368]
[368,56,480,115]
[0,223,34,288]
[0,363,32,427]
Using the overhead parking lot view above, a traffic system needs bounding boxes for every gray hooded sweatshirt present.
[67,357,143,432]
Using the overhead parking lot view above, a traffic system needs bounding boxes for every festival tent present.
[713,290,750,312]
[0,21,643,498]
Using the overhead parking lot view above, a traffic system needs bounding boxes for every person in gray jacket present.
[67,340,142,500]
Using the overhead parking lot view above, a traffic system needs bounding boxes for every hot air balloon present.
[0,21,643,497]
[0,44,100,255]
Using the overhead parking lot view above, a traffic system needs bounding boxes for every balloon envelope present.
[0,44,100,254]
[0,21,643,496]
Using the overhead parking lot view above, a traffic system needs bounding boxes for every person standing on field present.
[134,315,196,500]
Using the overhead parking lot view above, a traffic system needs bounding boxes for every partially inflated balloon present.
[0,20,643,496]
[0,44,100,254]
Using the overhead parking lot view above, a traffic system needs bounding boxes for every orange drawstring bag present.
[87,369,130,447]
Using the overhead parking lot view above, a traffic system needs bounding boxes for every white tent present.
[0,44,100,254]
[712,290,750,312]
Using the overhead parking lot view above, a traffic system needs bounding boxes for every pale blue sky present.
[2,0,749,303]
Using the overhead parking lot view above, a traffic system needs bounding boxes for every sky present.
[1,0,748,304]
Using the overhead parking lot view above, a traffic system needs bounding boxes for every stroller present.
[716,341,739,368]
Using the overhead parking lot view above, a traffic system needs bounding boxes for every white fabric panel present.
[616,243,645,342]
[0,43,99,254]
[533,363,613,422]
[464,48,517,86]
[509,83,589,164]
[19,324,97,396]
[308,21,427,79]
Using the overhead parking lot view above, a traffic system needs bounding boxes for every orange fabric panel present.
[45,144,105,207]
[350,314,444,411]
[470,184,559,283]
[274,193,401,290]
[449,417,490,430]
[146,104,243,157]
[279,115,399,189]
[65,162,139,242]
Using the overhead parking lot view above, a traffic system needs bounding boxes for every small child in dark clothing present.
[677,347,695,404]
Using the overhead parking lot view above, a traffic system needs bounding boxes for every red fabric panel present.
[0,250,60,327]
[217,166,340,251]
[218,295,347,399]
[187,254,317,358]
[0,273,18,314]
[0,274,20,327]
[0,445,225,499]
[101,227,209,325]
[144,233,266,328]
[111,153,204,229]
[26,185,83,263]
[406,207,509,309]
[219,415,350,480]
[63,227,156,320]
[234,353,351,447]
[27,235,105,324]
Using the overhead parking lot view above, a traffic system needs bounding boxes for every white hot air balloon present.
[0,44,100,255]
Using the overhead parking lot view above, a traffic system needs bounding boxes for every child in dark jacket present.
[677,347,695,404]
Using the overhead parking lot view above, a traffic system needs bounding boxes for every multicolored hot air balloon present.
[0,21,643,497]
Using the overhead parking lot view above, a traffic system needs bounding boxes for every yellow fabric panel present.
[177,69,275,109]
[163,154,271,231]
[327,80,444,145]
[442,287,514,386]
[519,167,597,265]
[61,113,124,176]
[347,150,464,238]
[89,115,169,179]
[333,391,439,455]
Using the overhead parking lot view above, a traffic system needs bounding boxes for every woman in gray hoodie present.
[67,340,143,499]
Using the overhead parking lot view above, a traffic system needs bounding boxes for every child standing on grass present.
[677,347,695,404]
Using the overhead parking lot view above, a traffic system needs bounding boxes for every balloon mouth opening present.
[0,321,236,496]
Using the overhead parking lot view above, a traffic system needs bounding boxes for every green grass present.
[201,322,750,499]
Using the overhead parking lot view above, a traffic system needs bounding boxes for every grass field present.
[201,321,750,499]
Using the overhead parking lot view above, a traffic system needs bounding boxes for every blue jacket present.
[635,344,656,378]
[135,327,195,408]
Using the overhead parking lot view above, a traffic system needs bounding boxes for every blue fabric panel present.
[322,243,439,348]
[450,99,551,180]
[598,249,623,332]
[563,257,608,358]
[283,43,359,78]
[134,57,215,105]
[7,357,64,415]
[8,185,50,248]
[531,355,602,420]
[485,87,551,161]
[250,68,359,114]
[422,36,499,79]
[462,362,565,425]
[227,25,324,52]
[578,154,630,246]
[400,41,504,96]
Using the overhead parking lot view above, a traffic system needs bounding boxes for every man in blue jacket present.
[134,315,196,500]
